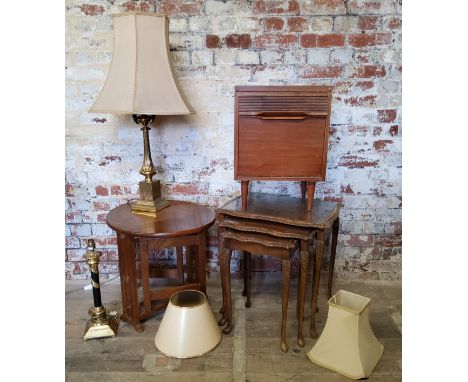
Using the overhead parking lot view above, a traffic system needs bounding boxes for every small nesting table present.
[216,193,340,345]
[106,201,215,332]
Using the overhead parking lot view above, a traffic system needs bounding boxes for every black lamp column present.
[83,239,119,340]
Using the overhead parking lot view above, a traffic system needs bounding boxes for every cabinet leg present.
[281,259,291,353]
[241,180,249,210]
[328,218,339,299]
[307,182,316,212]
[301,181,307,200]
[311,230,325,338]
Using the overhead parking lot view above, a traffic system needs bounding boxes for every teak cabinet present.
[234,86,333,211]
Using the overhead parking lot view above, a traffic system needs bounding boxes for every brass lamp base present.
[83,306,119,340]
[131,179,171,214]
[131,197,171,214]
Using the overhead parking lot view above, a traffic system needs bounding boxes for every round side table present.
[106,201,215,332]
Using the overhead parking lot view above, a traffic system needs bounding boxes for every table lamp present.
[90,12,194,215]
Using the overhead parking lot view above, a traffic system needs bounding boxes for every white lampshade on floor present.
[307,290,384,380]
[155,290,221,359]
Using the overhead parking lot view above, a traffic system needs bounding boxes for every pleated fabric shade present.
[90,12,193,115]
[307,290,384,380]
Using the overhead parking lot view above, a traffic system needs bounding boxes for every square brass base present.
[131,179,171,215]
[131,197,171,214]
[83,314,119,340]
[139,180,162,200]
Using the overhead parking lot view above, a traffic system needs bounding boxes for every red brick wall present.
[66,0,402,280]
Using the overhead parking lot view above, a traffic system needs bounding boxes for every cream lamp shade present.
[90,12,193,115]
[155,290,221,359]
[89,12,194,215]
[307,290,384,380]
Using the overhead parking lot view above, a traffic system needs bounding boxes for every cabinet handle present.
[252,112,327,120]
[257,115,306,120]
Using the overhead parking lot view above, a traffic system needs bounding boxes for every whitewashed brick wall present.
[66,0,402,280]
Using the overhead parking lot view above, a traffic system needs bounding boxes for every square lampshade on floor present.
[307,290,384,380]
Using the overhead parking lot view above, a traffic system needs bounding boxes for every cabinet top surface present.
[217,193,340,229]
[106,201,215,237]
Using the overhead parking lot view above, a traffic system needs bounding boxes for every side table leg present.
[328,218,339,299]
[117,233,143,332]
[198,231,207,295]
[220,247,233,334]
[192,245,199,284]
[310,230,325,338]
[140,238,152,316]
[176,247,184,285]
[185,246,193,283]
[281,259,291,353]
[297,240,309,347]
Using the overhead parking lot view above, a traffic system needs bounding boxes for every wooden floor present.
[66,273,402,381]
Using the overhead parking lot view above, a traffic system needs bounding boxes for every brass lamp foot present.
[131,197,171,214]
[82,239,119,340]
[130,179,171,214]
[83,306,119,340]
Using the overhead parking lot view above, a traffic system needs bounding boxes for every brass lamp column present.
[89,12,194,216]
[132,114,170,213]
[83,239,119,340]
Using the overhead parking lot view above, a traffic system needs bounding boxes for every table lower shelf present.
[121,282,202,332]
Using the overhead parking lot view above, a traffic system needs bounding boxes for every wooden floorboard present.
[66,273,401,381]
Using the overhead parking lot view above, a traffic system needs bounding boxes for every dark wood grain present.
[281,259,291,353]
[310,230,326,338]
[327,217,340,299]
[176,247,184,285]
[234,86,332,211]
[297,239,309,348]
[244,252,251,308]
[222,230,297,251]
[216,193,340,345]
[198,231,207,295]
[220,246,233,334]
[140,239,152,316]
[237,117,326,178]
[106,201,215,238]
[218,193,340,229]
[219,229,298,352]
[107,202,215,332]
[219,216,314,240]
[307,182,316,211]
